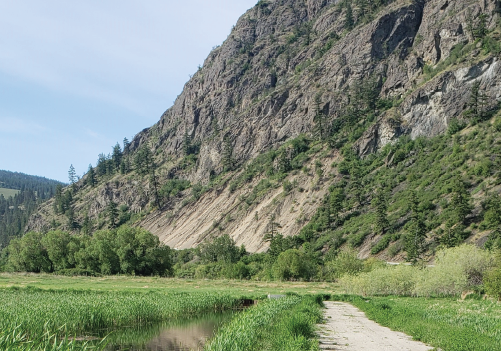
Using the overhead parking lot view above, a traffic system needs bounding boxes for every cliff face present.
[27,0,501,252]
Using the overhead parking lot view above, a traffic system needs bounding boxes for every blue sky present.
[0,0,256,182]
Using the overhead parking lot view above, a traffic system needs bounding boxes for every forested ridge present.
[0,170,63,248]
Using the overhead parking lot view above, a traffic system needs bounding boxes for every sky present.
[0,0,257,183]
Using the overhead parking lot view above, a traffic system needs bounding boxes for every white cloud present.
[0,0,256,116]
[0,117,48,135]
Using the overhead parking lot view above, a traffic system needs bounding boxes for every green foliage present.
[448,118,466,135]
[134,145,154,176]
[0,325,108,351]
[159,179,191,202]
[183,131,200,156]
[423,42,474,80]
[404,191,427,262]
[450,176,473,225]
[0,171,62,247]
[323,250,364,281]
[464,81,489,124]
[340,245,495,297]
[86,165,96,187]
[335,295,501,351]
[106,201,119,228]
[0,288,238,349]
[199,234,242,264]
[484,263,501,300]
[7,232,51,273]
[372,187,389,235]
[205,296,322,351]
[5,225,172,276]
[371,235,391,255]
[272,249,316,281]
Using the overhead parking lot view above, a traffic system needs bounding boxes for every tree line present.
[3,225,171,276]
[0,171,63,248]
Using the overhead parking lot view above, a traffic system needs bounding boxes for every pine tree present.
[263,214,282,242]
[54,184,63,214]
[183,131,192,156]
[66,207,77,230]
[345,1,354,29]
[465,81,488,123]
[313,94,327,140]
[221,137,234,172]
[134,146,153,175]
[106,201,119,228]
[372,187,389,235]
[86,165,96,187]
[451,176,472,225]
[96,154,108,177]
[68,165,76,187]
[277,148,291,174]
[123,137,130,153]
[81,214,92,235]
[405,191,427,263]
[112,143,122,171]
[328,188,345,227]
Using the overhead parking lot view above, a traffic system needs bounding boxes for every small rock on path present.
[318,301,434,351]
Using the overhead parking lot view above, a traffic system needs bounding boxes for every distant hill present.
[0,170,63,247]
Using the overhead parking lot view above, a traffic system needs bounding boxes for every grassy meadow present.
[0,272,338,295]
[3,273,501,351]
[0,274,331,350]
[0,187,20,198]
[336,295,501,351]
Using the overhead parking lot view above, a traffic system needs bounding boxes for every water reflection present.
[104,312,235,351]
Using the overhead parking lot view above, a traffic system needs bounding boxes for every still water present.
[103,312,235,351]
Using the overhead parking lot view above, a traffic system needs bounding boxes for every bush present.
[323,250,364,281]
[339,265,417,296]
[484,266,501,300]
[415,245,494,297]
[339,245,495,297]
[272,249,315,281]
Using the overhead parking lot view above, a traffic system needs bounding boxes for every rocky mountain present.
[27,0,501,258]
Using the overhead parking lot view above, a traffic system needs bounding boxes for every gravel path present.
[317,301,434,351]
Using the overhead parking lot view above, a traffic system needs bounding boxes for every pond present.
[102,312,235,351]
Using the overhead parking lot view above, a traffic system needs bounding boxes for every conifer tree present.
[263,214,282,242]
[123,137,130,153]
[96,154,108,177]
[451,175,472,225]
[112,143,123,171]
[405,191,427,263]
[345,1,354,29]
[277,148,291,174]
[313,94,327,140]
[372,187,389,235]
[328,188,345,227]
[106,201,119,228]
[465,81,488,123]
[68,165,76,187]
[183,131,192,156]
[86,165,96,187]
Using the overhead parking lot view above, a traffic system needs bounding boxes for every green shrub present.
[272,249,316,281]
[484,266,501,300]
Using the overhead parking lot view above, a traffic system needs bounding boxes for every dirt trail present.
[317,302,434,351]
